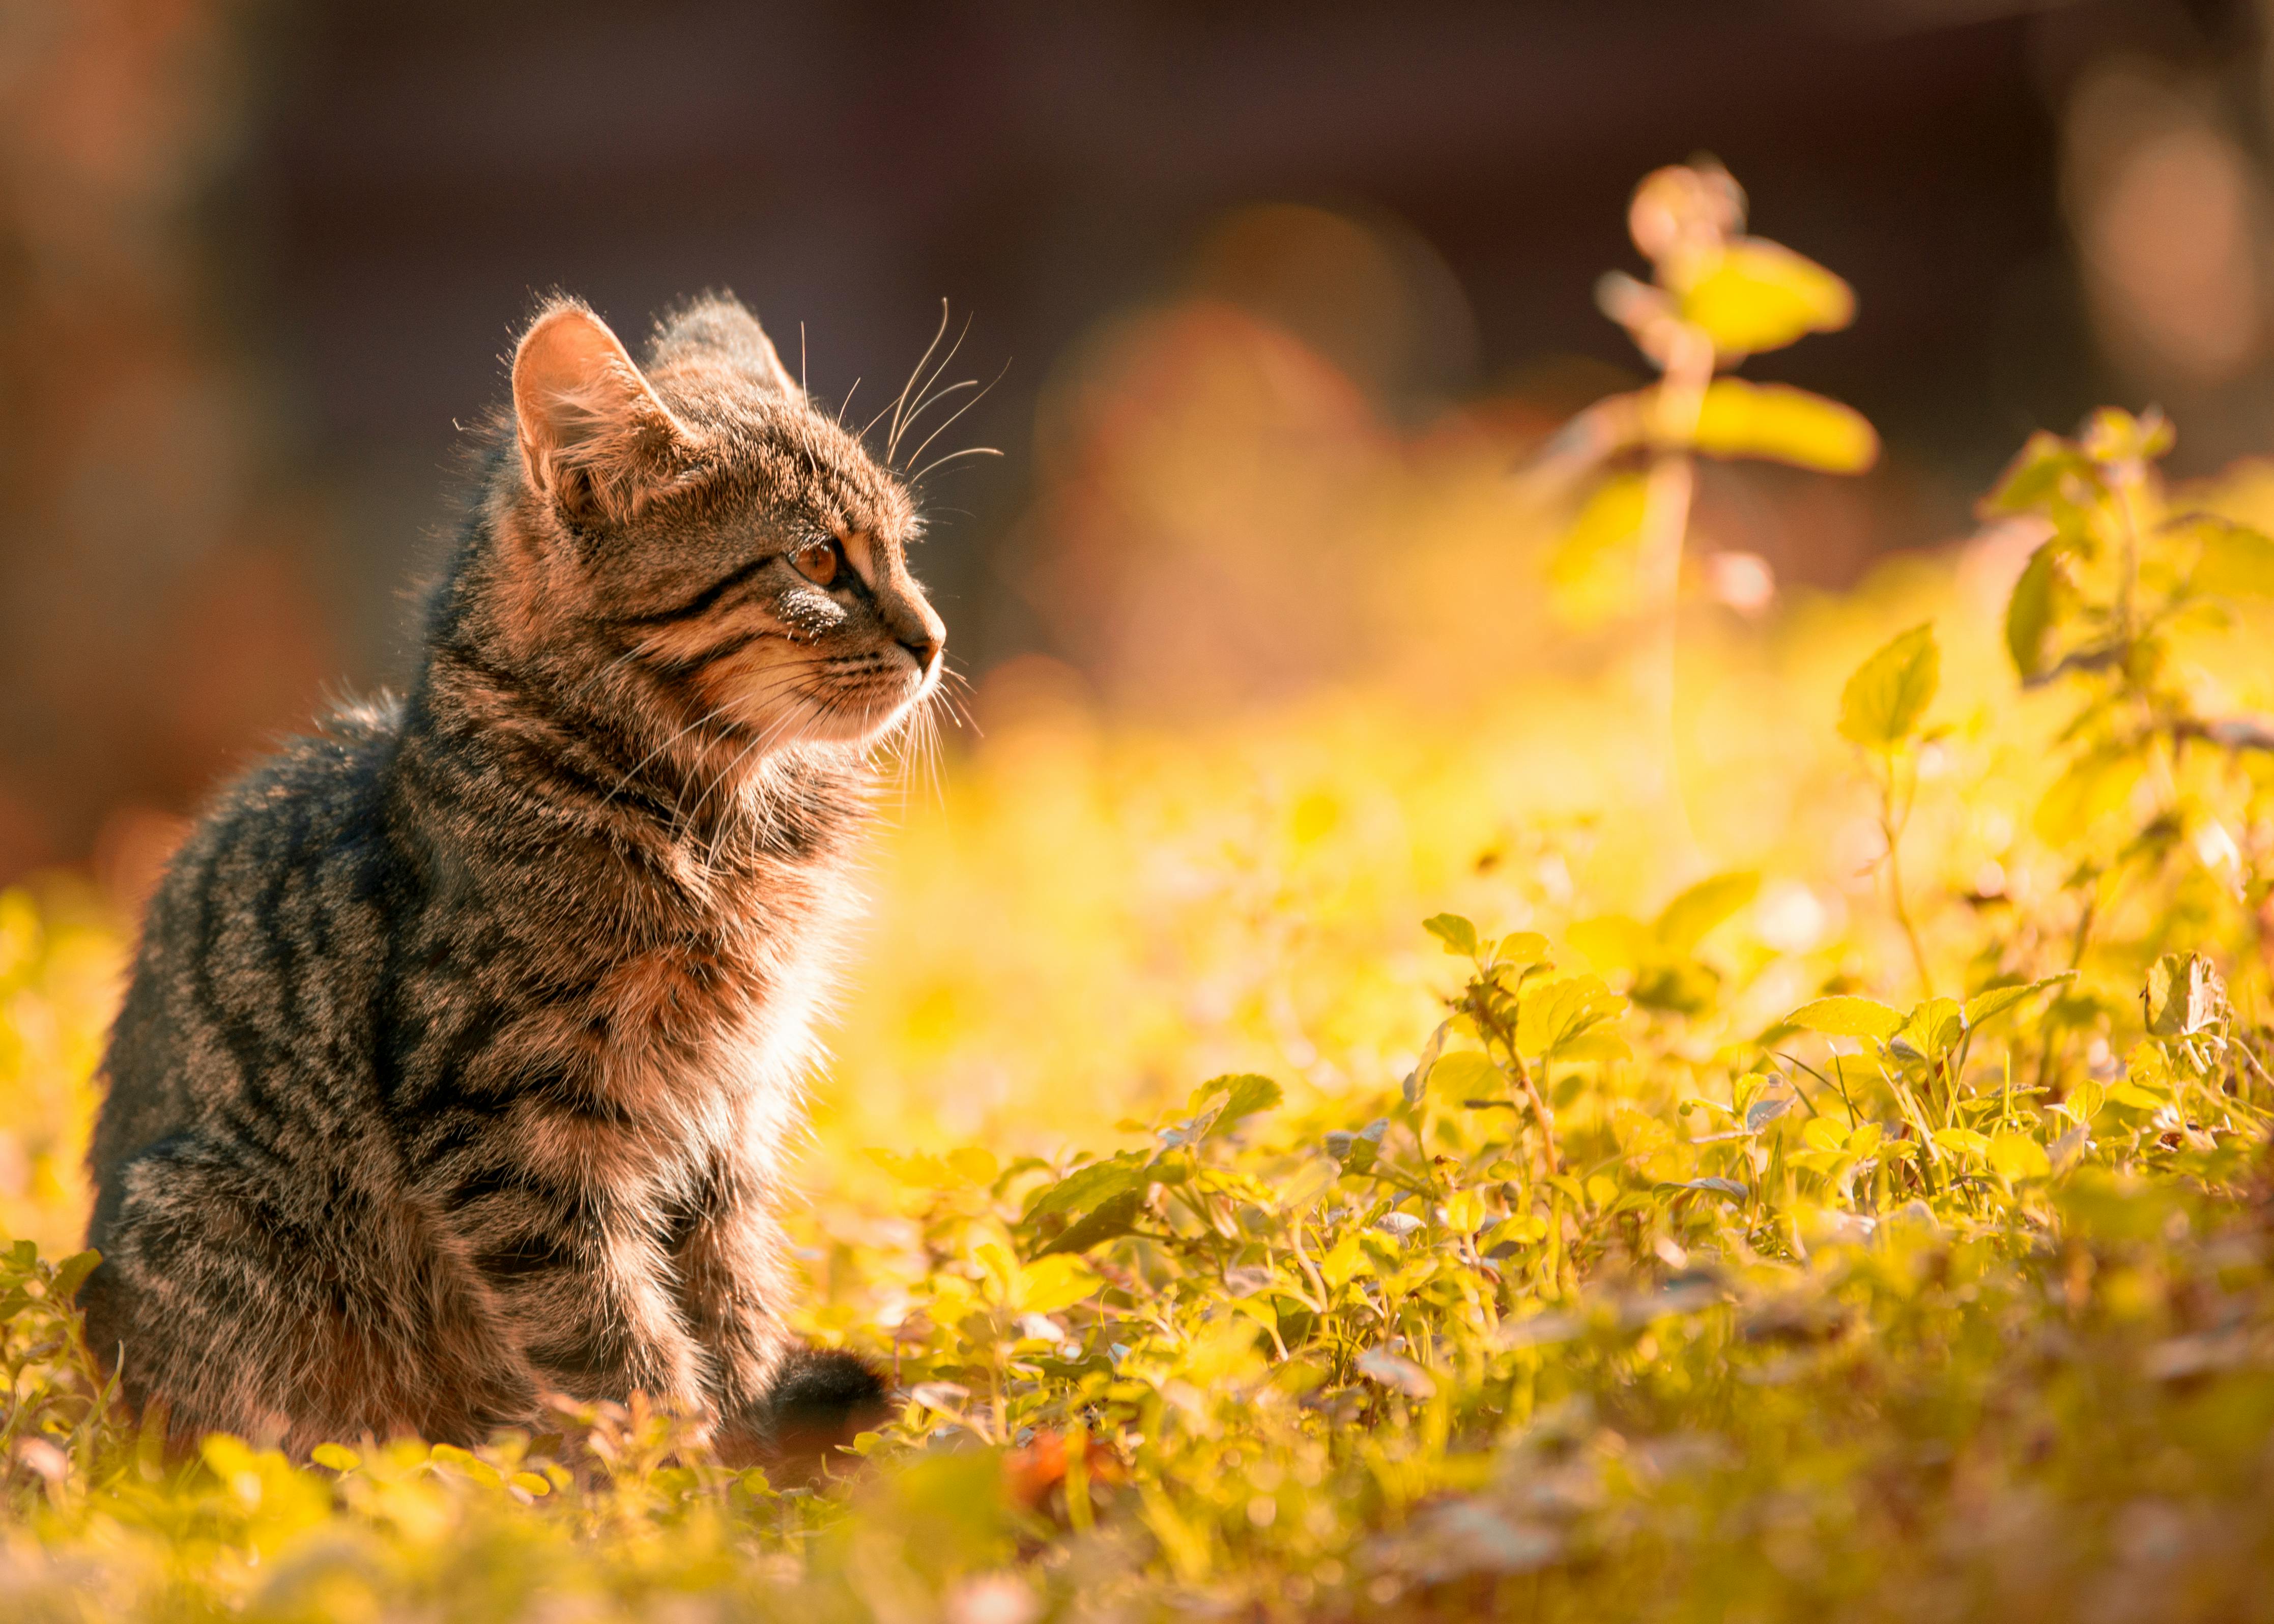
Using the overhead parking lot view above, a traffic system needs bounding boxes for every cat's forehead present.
[656,380,910,539]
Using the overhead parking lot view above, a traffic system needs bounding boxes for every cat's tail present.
[761,1344,890,1469]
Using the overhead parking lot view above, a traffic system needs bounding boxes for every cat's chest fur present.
[467,850,849,1194]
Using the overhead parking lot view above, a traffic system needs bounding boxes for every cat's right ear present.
[512,302,686,526]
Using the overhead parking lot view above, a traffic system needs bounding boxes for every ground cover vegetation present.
[7,167,2274,1621]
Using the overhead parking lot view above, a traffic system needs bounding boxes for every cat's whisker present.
[909,445,1004,487]
[865,300,950,446]
[669,669,821,832]
[888,376,976,461]
[902,357,1010,476]
[889,310,974,465]
[601,703,739,816]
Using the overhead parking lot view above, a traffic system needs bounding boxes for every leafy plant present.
[8,170,2274,1623]
[1533,160,1882,862]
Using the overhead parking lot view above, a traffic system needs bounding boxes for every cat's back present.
[91,697,410,1184]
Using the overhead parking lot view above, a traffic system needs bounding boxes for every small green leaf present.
[1787,996,1906,1042]
[1548,473,1651,625]
[1422,913,1481,959]
[1494,932,1551,969]
[2005,544,2060,681]
[2190,519,2274,599]
[1653,871,1762,958]
[1988,1132,2051,1181]
[1198,1074,1282,1137]
[1567,914,1653,973]
[947,1147,999,1187]
[1035,1189,1146,1257]
[1019,1255,1104,1314]
[2144,953,2228,1038]
[1838,622,1939,749]
[1326,1118,1390,1175]
[1677,239,1855,355]
[1517,975,1627,1060]
[1658,1177,1749,1202]
[47,1250,99,1303]
[1402,1023,1450,1104]
[1429,1051,1505,1101]
[1981,430,2094,517]
[1745,1094,1794,1133]
[1963,973,2076,1031]
[1026,1157,1148,1221]
[1553,1027,1632,1064]
[1691,380,1879,472]
[2080,405,2173,467]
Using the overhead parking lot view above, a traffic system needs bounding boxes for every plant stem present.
[1636,323,1714,877]
[1880,753,1932,997]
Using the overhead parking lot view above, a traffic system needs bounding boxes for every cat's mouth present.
[790,649,938,745]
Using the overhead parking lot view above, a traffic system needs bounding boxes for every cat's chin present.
[746,682,931,751]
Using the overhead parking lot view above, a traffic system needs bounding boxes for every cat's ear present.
[512,302,686,525]
[649,294,800,397]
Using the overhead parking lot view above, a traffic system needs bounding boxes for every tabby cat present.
[80,293,943,1458]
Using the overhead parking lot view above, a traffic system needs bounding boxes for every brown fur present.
[80,293,939,1457]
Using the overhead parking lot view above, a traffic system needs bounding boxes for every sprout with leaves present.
[1990,409,2274,981]
[1532,160,1879,859]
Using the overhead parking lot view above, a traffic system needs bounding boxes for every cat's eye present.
[790,539,840,588]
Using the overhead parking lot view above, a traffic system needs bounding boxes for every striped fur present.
[81,294,941,1456]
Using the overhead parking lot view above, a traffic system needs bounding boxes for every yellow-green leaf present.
[1800,1117,1848,1154]
[1982,430,2094,517]
[1692,380,1879,473]
[1019,1254,1104,1315]
[1428,1051,1504,1100]
[1787,996,1906,1042]
[1319,1230,1371,1290]
[1567,914,1653,973]
[2145,953,2227,1038]
[1422,913,1481,959]
[1494,931,1551,969]
[1548,473,1650,625]
[1838,622,1939,749]
[2005,543,2060,681]
[2192,519,2274,598]
[1198,1074,1283,1137]
[1035,1188,1146,1257]
[2080,405,2173,467]
[1988,1132,2051,1181]
[1517,974,1626,1060]
[1678,239,1855,355]
[1933,1128,1992,1158]
[1654,870,1761,956]
[1964,973,2075,1031]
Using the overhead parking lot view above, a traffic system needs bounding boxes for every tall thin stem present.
[1636,323,1715,876]
[1879,753,1932,998]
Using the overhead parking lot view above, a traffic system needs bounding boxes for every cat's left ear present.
[649,294,801,397]
[512,301,687,525]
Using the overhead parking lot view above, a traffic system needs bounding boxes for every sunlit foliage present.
[10,173,2274,1622]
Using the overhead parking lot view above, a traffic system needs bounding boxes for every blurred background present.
[8,0,2274,886]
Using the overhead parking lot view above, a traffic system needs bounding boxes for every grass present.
[9,183,2274,1620]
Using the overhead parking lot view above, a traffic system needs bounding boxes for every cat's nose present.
[895,597,945,672]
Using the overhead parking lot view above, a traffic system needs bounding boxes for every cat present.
[78,292,943,1461]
